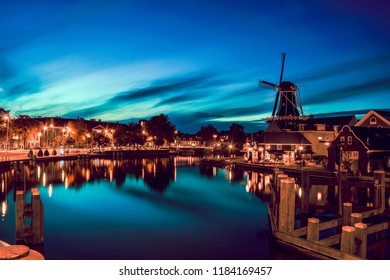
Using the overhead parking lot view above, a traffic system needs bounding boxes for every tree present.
[128,122,146,147]
[0,108,10,147]
[197,124,218,146]
[91,132,110,147]
[12,115,40,149]
[228,123,246,150]
[113,124,129,146]
[67,119,88,147]
[145,114,176,147]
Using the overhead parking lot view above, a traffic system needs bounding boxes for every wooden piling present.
[343,202,352,226]
[15,191,25,241]
[354,223,367,259]
[340,226,355,254]
[373,170,385,211]
[278,178,296,233]
[300,168,310,214]
[307,218,320,242]
[350,213,362,226]
[31,188,44,244]
[276,174,288,192]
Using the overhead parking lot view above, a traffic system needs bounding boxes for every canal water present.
[0,157,271,260]
[1,157,389,259]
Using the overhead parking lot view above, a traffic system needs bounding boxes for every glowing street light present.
[3,115,9,154]
[37,132,42,147]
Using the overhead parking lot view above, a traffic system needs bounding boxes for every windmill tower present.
[259,53,305,130]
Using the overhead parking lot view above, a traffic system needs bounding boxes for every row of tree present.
[0,107,248,149]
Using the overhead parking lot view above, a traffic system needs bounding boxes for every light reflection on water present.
[1,157,389,260]
[0,157,269,260]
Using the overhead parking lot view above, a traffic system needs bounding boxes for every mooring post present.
[340,226,355,255]
[278,178,296,233]
[373,170,385,211]
[307,218,320,242]
[31,188,44,244]
[276,173,288,192]
[350,213,362,226]
[343,202,353,226]
[15,190,25,241]
[354,223,368,259]
[274,174,288,222]
[300,168,310,214]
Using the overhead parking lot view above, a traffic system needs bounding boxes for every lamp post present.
[49,124,54,148]
[4,115,9,158]
[86,133,91,149]
[43,125,48,148]
[37,132,42,148]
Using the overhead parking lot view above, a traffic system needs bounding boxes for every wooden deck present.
[268,170,389,260]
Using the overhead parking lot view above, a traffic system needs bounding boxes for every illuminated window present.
[316,124,325,131]
[340,136,345,142]
[347,136,352,145]
[370,117,377,125]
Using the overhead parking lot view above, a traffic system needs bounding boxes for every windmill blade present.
[279,52,286,85]
[259,79,278,88]
[271,90,280,117]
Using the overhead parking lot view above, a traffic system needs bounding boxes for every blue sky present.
[1,0,389,132]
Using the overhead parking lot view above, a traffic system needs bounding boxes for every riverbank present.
[0,148,177,171]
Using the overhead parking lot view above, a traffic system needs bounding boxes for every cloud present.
[296,54,390,83]
[111,74,217,103]
[305,76,390,106]
[155,94,197,107]
[62,72,221,119]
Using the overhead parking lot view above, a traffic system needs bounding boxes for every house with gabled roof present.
[355,109,390,128]
[254,130,312,164]
[296,115,357,157]
[328,125,390,175]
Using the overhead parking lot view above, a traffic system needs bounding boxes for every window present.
[340,136,345,142]
[298,124,305,131]
[347,136,352,145]
[316,124,325,131]
[277,144,282,150]
[370,117,377,125]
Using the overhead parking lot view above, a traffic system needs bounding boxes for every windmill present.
[259,53,305,128]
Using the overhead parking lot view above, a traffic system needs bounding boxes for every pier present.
[268,170,389,259]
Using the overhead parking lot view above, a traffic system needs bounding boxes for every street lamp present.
[3,115,9,156]
[86,133,91,148]
[43,125,48,148]
[37,132,42,148]
[229,144,233,157]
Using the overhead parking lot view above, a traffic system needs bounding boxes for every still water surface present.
[0,157,271,260]
[2,157,389,259]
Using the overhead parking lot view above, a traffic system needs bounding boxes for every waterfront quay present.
[0,148,175,170]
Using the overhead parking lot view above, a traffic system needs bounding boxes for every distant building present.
[296,115,357,156]
[355,109,390,128]
[255,130,312,164]
[327,125,390,175]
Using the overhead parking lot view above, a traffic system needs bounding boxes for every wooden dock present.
[269,170,388,260]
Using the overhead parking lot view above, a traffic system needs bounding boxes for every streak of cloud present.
[305,77,390,106]
[296,54,390,84]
